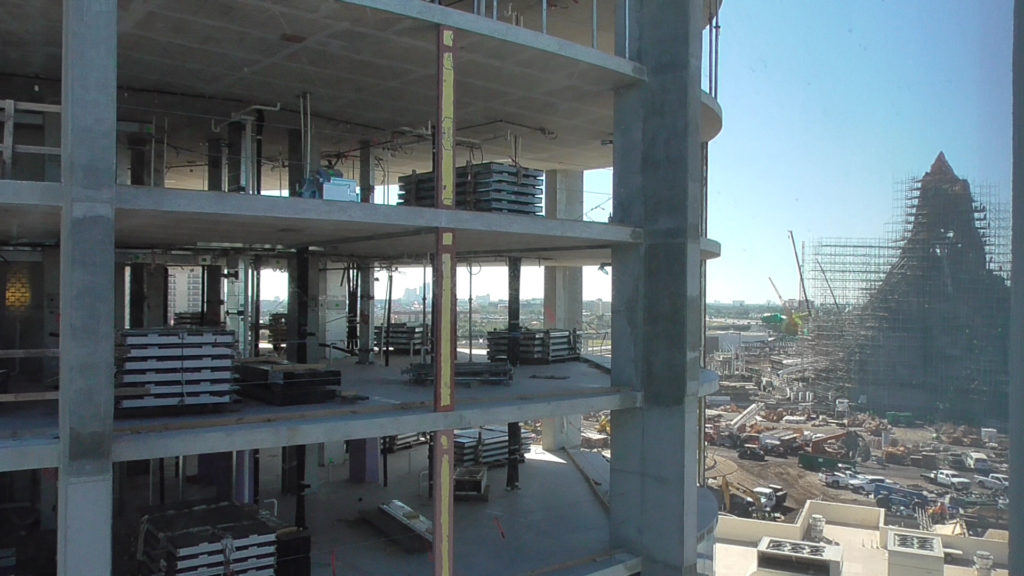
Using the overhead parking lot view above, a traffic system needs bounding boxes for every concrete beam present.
[114,185,640,247]
[0,180,63,206]
[109,390,640,463]
[0,438,60,473]
[58,1,117,574]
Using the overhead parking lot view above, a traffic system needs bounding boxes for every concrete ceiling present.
[0,1,721,189]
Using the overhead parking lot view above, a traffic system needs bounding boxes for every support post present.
[57,1,117,574]
[432,25,457,576]
[608,1,704,574]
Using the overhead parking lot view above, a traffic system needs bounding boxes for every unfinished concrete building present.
[809,153,1010,425]
[0,1,724,575]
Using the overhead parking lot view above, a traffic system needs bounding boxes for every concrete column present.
[57,1,117,574]
[287,128,306,197]
[204,265,222,327]
[542,414,583,451]
[287,250,321,363]
[359,141,375,202]
[207,137,224,192]
[257,448,282,500]
[608,2,704,575]
[1009,1,1023,573]
[144,265,167,326]
[348,438,380,484]
[234,449,255,504]
[543,170,584,331]
[507,256,522,366]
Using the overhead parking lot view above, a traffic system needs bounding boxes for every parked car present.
[737,446,767,462]
[849,475,891,494]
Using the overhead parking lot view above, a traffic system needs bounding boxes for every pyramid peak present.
[927,152,957,179]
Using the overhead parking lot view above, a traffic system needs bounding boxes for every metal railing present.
[427,0,619,58]
[0,100,62,180]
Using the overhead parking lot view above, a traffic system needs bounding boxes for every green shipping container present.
[798,452,856,472]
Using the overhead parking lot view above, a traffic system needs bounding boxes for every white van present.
[964,452,991,472]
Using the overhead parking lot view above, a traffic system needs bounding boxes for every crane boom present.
[788,230,811,318]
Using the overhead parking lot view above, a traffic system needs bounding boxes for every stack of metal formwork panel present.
[402,361,512,387]
[374,323,429,355]
[234,360,339,406]
[398,162,544,215]
[452,427,530,467]
[117,329,236,410]
[137,501,277,576]
[384,433,429,453]
[486,329,579,364]
[172,312,204,327]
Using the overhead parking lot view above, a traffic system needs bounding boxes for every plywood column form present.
[543,170,584,331]
[1009,0,1023,573]
[431,26,457,576]
[608,1,704,574]
[57,0,117,574]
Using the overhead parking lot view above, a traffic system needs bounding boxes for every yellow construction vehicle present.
[718,476,779,521]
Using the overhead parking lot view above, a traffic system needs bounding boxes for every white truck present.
[921,469,972,492]
[974,473,1009,490]
[819,470,855,489]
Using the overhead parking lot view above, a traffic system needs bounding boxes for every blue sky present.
[702,0,1013,303]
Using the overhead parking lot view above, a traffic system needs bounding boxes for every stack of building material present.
[235,359,340,406]
[452,427,530,467]
[362,500,432,554]
[384,433,429,453]
[172,311,205,327]
[137,501,277,576]
[402,361,512,387]
[374,323,429,355]
[486,329,580,363]
[116,329,236,410]
[398,162,544,215]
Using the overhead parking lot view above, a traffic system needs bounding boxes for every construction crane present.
[788,230,812,319]
[768,277,807,337]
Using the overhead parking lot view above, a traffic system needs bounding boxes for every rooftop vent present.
[807,514,827,542]
[887,531,943,576]
[756,537,842,576]
[974,550,994,576]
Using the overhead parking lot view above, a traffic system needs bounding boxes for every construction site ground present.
[707,424,976,522]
